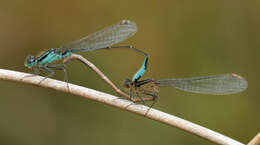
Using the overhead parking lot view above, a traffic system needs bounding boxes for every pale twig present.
[0,69,245,145]
[248,132,260,145]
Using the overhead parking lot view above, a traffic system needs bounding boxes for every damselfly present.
[23,20,145,92]
[123,56,248,112]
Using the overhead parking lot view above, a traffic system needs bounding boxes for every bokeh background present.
[0,0,259,145]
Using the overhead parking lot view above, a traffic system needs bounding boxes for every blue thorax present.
[37,48,71,66]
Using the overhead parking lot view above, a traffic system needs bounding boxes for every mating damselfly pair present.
[24,20,248,110]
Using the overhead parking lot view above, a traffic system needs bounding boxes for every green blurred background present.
[0,0,259,144]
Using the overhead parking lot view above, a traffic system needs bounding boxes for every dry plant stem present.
[63,54,153,102]
[248,132,260,145]
[0,69,244,145]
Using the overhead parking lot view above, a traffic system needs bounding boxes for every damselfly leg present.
[142,91,158,116]
[46,64,70,92]
[20,67,40,80]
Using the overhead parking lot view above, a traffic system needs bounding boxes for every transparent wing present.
[61,20,137,52]
[155,74,248,95]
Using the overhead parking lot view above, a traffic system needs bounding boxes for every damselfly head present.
[24,55,36,68]
[123,78,133,88]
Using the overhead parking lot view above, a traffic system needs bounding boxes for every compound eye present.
[24,55,36,68]
[123,78,132,88]
[27,56,35,63]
